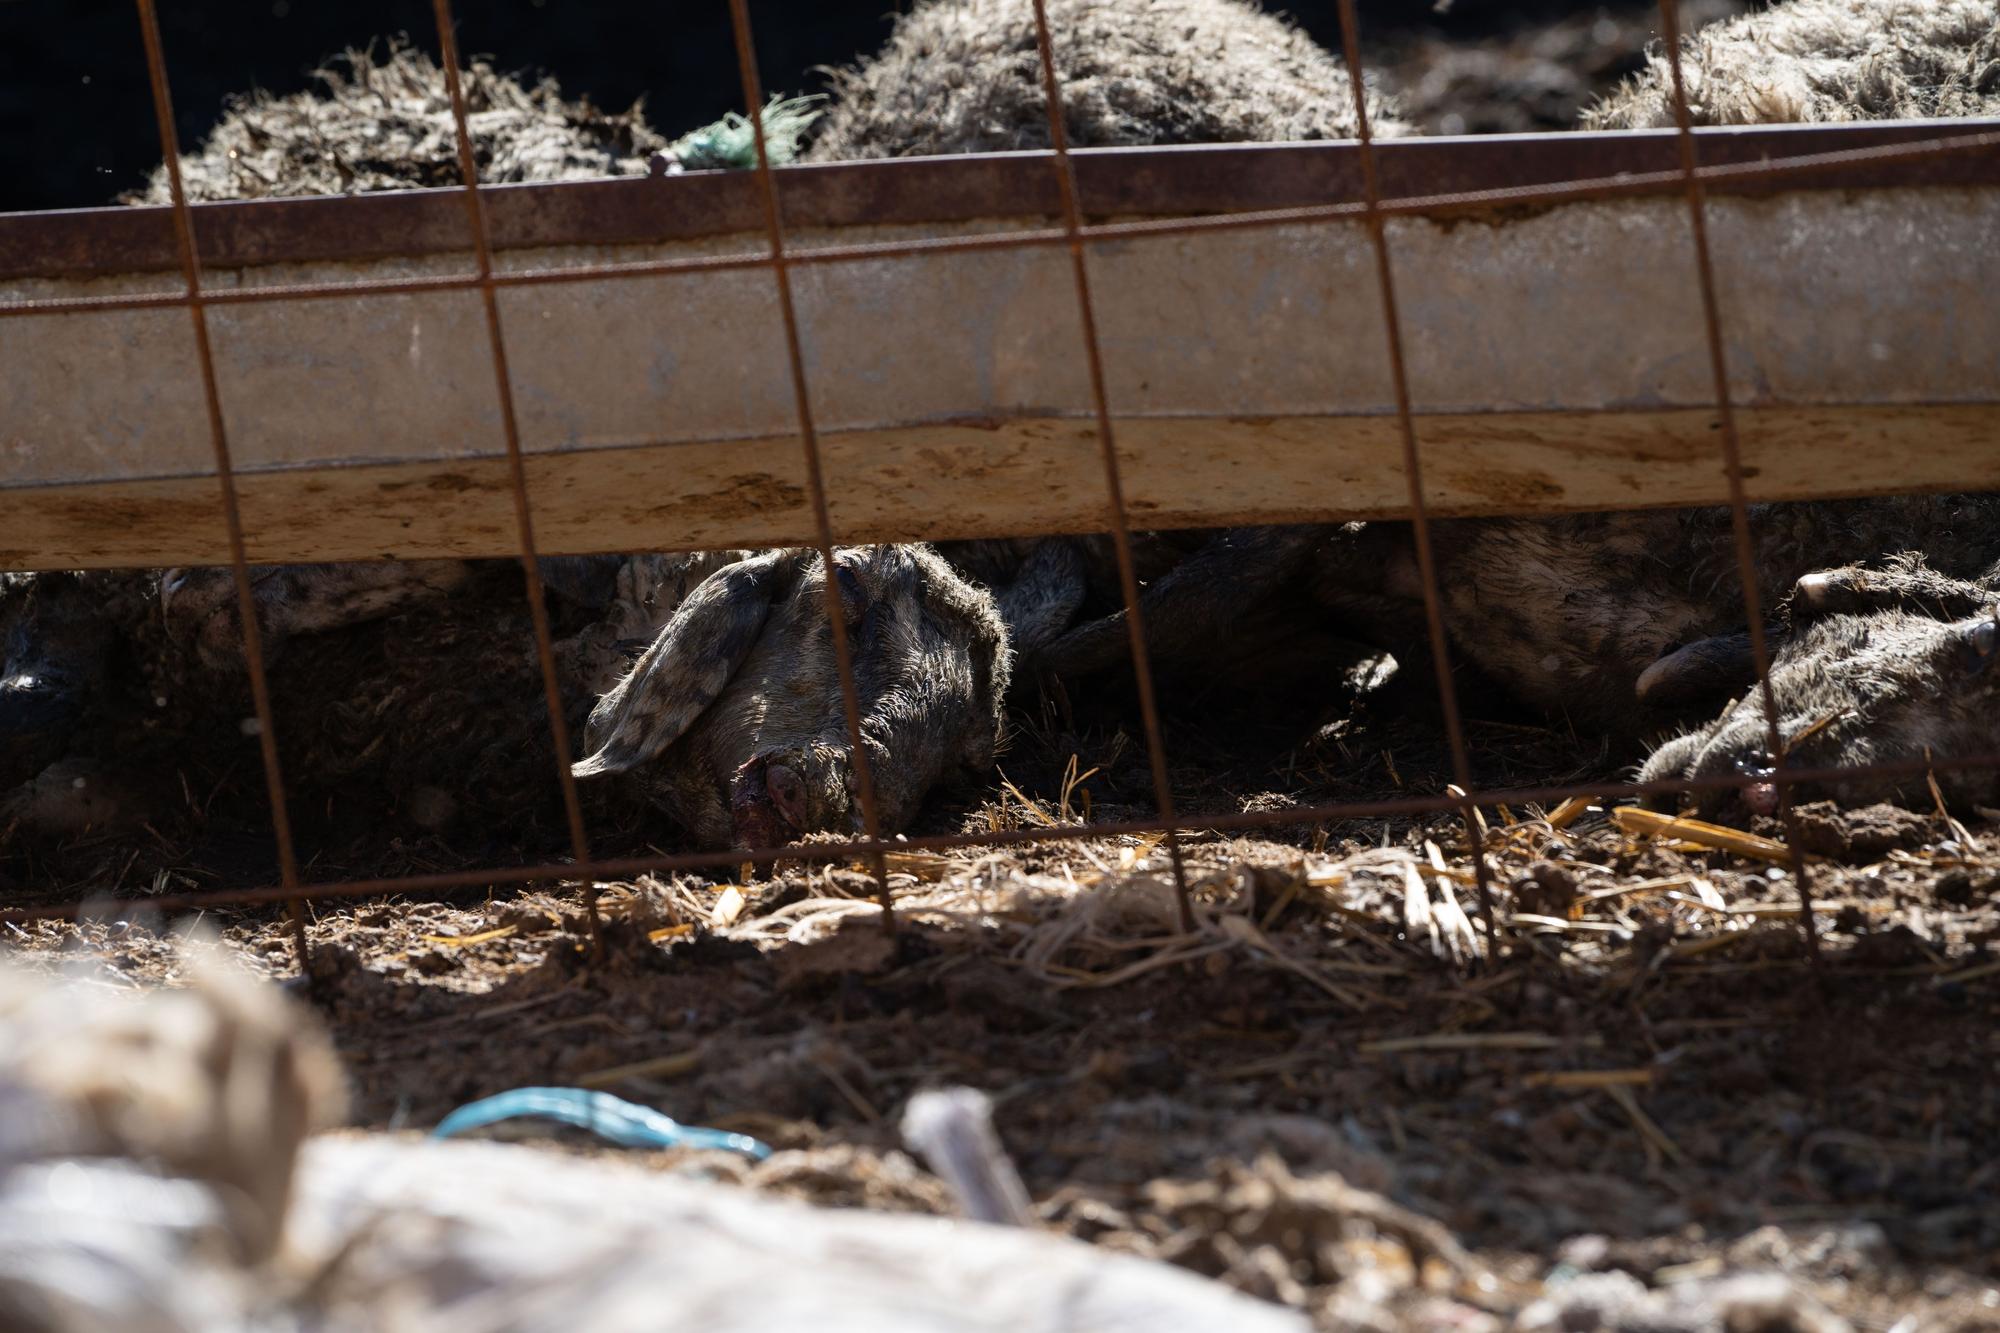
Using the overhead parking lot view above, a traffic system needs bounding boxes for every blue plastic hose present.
[433,1086,772,1160]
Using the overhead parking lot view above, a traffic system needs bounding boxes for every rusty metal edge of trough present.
[3,120,1997,283]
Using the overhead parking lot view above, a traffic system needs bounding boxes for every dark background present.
[0,0,1615,213]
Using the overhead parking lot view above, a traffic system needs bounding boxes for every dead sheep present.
[1637,544,2000,816]
[22,0,1991,859]
[126,1,1411,854]
[798,0,2000,825]
[0,570,226,847]
[1039,496,2000,816]
[1268,497,2000,820]
[573,0,1414,833]
[572,544,1009,849]
[3,45,1003,856]
[1586,0,2000,128]
[1,549,1007,858]
[1305,496,2000,736]
[1638,600,2000,819]
[126,44,998,854]
[1033,494,2000,819]
[797,0,1411,685]
[1573,0,2000,810]
[805,0,1406,162]
[1137,0,2000,813]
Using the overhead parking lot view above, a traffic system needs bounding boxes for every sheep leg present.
[1033,526,1328,679]
[1633,629,1772,707]
[1791,558,2000,625]
[159,560,477,672]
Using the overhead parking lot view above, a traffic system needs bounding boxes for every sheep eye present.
[1957,617,1998,676]
[834,563,868,628]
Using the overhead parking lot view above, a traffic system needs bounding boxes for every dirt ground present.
[9,774,1998,1329]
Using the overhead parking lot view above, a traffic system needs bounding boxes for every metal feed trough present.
[4,122,1997,571]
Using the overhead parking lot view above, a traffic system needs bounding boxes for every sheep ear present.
[1634,630,1761,707]
[572,552,788,779]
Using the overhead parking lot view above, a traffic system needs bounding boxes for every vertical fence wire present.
[724,0,895,928]
[1327,0,1499,957]
[132,0,314,974]
[426,0,605,946]
[1654,0,1820,961]
[1025,0,1194,931]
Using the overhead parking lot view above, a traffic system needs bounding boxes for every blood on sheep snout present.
[572,544,1009,851]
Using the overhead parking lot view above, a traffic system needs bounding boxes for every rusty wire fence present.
[1,0,1998,973]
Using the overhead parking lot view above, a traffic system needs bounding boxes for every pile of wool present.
[126,40,664,201]
[806,0,1406,161]
[1587,0,2000,127]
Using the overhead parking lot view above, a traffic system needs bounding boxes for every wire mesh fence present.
[0,0,1996,985]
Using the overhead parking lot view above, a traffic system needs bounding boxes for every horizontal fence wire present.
[0,2,1993,962]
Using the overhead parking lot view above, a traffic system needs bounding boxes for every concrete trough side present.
[0,179,1994,570]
